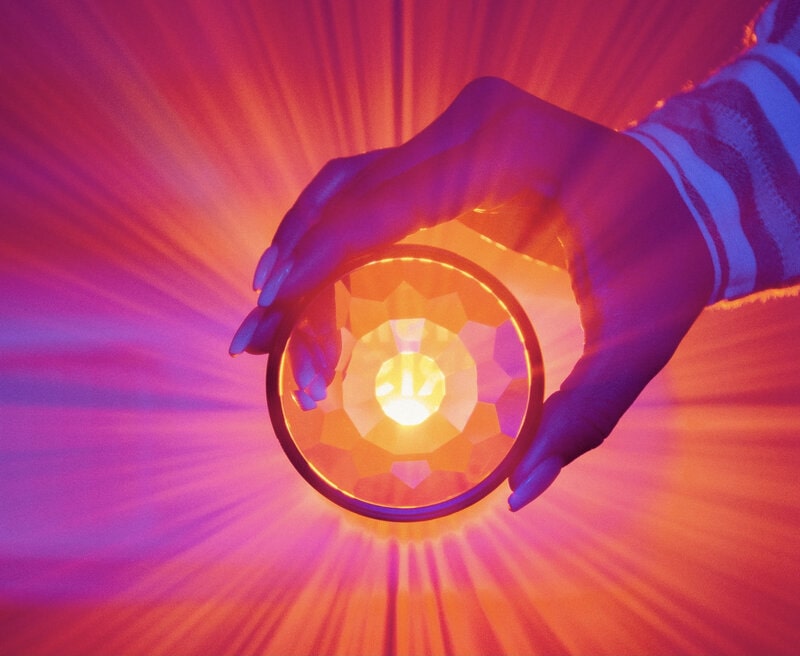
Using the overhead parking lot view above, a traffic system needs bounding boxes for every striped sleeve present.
[625,0,800,303]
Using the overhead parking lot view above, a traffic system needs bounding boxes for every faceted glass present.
[269,247,543,520]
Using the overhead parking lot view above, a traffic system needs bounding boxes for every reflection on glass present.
[270,247,543,520]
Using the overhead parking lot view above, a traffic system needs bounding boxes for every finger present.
[253,147,422,302]
[251,79,599,361]
[255,150,389,303]
[245,262,341,370]
[297,285,340,382]
[507,135,717,511]
[252,243,280,291]
[508,455,563,511]
[230,306,265,356]
[506,299,695,510]
[258,258,293,307]
[293,389,317,411]
[271,102,594,304]
[507,366,651,510]
[258,78,572,307]
[288,333,334,409]
[289,330,329,391]
[229,306,283,356]
[271,149,389,252]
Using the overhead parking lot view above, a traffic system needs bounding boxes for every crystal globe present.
[267,245,543,521]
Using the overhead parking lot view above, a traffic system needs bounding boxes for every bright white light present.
[374,352,445,426]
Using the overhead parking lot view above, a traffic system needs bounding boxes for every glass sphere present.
[267,245,543,521]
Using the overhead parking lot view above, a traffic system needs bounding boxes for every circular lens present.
[267,245,544,521]
[374,352,446,426]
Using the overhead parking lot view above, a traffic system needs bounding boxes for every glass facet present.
[268,246,543,521]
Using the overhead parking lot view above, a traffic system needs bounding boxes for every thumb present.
[507,315,690,511]
[504,123,714,512]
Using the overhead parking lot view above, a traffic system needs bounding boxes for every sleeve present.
[624,0,800,304]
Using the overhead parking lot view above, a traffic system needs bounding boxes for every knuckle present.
[550,387,621,462]
[319,156,351,179]
[457,76,527,110]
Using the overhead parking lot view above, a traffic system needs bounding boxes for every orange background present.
[1,1,799,654]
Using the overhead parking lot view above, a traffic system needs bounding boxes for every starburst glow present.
[2,1,799,655]
[376,352,445,427]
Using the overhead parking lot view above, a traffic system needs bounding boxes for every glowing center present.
[374,352,446,426]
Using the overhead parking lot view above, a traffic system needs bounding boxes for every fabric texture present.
[625,0,800,303]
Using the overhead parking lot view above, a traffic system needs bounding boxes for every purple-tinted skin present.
[266,246,545,521]
[231,77,714,511]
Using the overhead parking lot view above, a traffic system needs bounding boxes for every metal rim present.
[266,245,544,521]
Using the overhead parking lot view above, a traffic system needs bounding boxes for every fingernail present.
[294,345,316,389]
[229,307,263,356]
[508,455,563,511]
[258,259,293,307]
[253,245,279,291]
[293,389,317,411]
[304,336,328,372]
[247,309,282,355]
[306,374,327,402]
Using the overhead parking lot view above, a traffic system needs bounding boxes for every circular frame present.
[267,245,544,521]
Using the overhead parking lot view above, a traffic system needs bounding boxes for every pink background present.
[2,1,799,654]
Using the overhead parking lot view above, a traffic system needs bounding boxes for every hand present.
[230,76,714,511]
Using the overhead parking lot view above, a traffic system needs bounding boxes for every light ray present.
[2,0,798,654]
